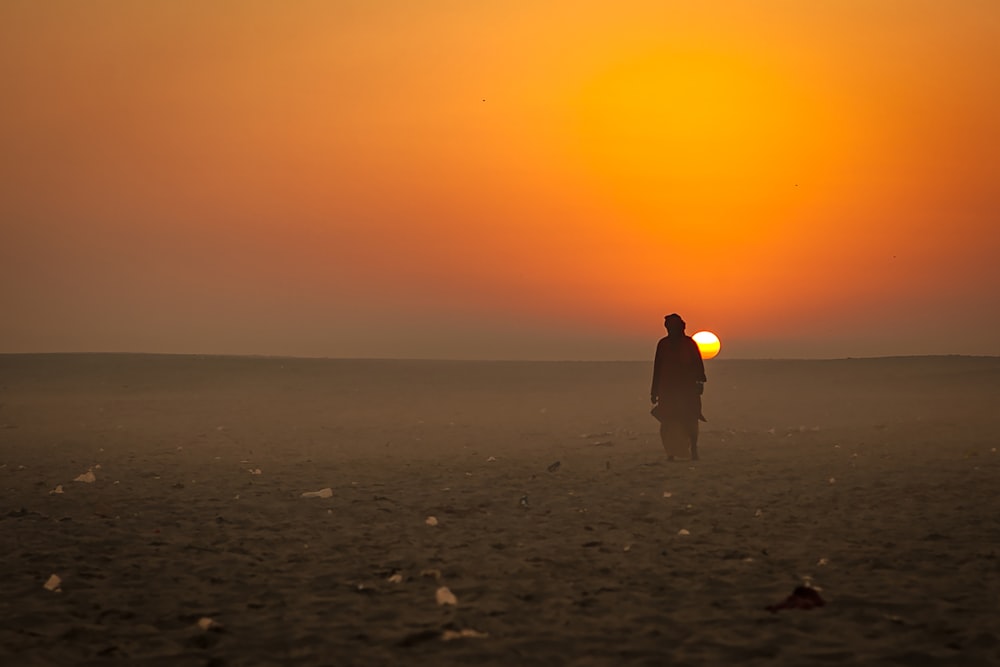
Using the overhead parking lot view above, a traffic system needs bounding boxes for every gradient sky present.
[2,1,998,360]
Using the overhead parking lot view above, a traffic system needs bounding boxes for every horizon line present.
[2,351,997,363]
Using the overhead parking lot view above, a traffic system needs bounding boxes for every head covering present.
[664,313,686,335]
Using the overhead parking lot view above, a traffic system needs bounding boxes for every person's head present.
[664,313,686,336]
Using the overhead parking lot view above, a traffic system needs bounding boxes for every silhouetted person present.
[651,314,706,460]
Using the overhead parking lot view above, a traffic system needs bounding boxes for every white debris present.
[74,470,96,483]
[248,468,262,475]
[435,586,458,606]
[387,573,404,584]
[300,488,333,499]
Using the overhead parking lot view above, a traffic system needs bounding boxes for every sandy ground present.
[1,353,998,666]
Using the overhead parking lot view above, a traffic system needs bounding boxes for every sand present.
[1,353,998,666]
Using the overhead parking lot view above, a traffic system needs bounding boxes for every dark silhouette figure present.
[650,314,706,461]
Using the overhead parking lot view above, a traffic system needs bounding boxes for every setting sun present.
[692,331,721,360]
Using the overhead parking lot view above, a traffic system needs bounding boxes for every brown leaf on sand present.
[766,585,826,612]
[435,586,458,606]
[74,470,96,483]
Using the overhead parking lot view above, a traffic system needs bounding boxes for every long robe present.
[650,335,706,458]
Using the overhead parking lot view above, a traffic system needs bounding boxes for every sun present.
[692,331,721,360]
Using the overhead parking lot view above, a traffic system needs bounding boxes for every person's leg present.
[659,422,675,460]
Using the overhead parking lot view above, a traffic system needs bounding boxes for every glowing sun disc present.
[692,331,721,359]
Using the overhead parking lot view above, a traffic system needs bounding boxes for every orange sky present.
[1,1,998,359]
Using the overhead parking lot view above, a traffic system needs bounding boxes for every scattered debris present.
[677,529,690,536]
[420,569,442,581]
[248,468,262,475]
[43,574,62,592]
[766,585,826,612]
[436,586,458,606]
[486,456,497,462]
[300,488,333,499]
[50,485,64,495]
[197,617,221,631]
[442,628,488,641]
[74,470,96,483]
[387,573,404,584]
[425,516,439,526]
[754,509,763,518]
[547,461,561,473]
[662,491,672,498]
[519,495,529,507]
[817,558,829,566]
